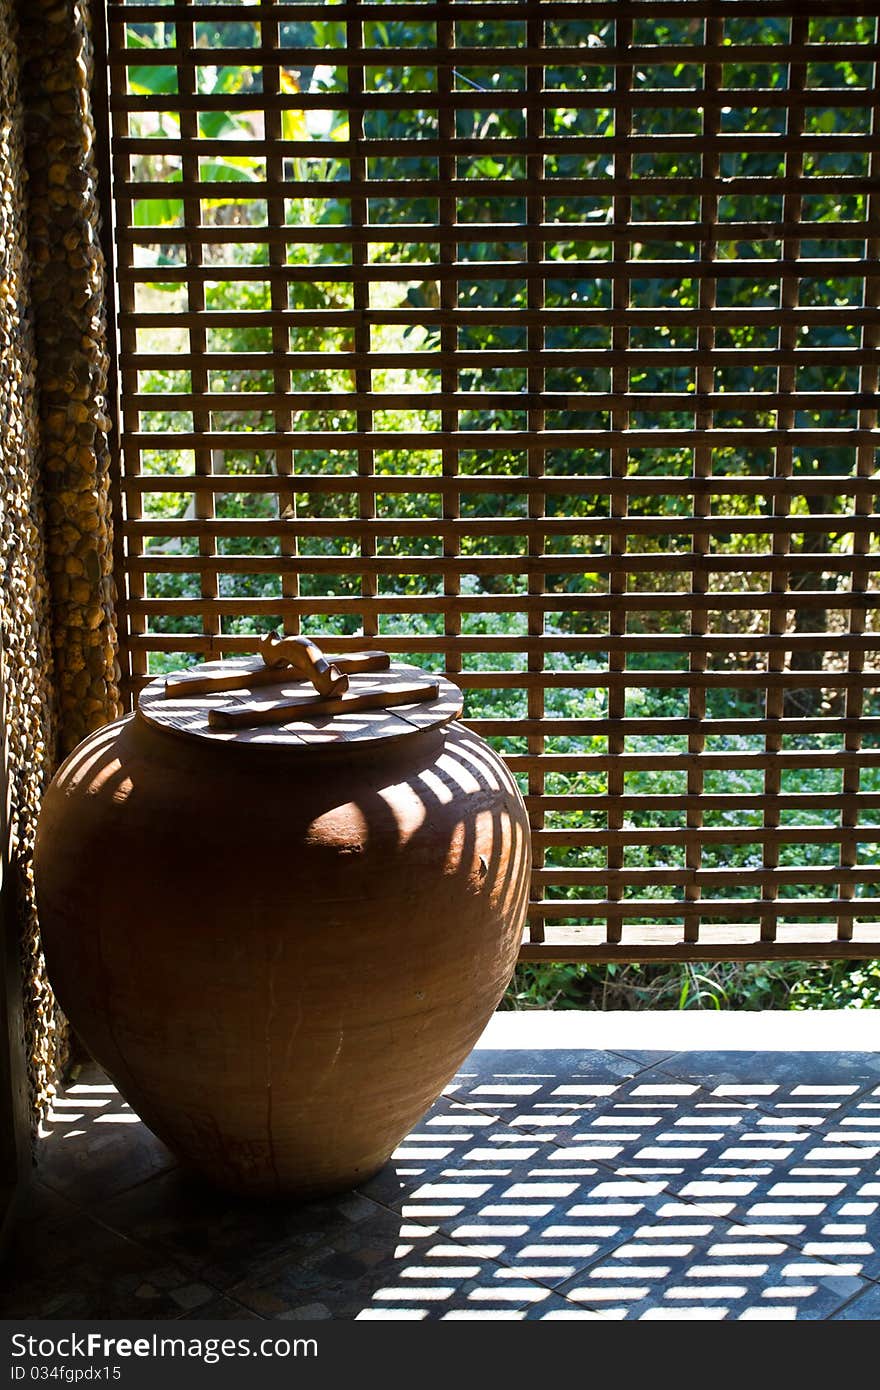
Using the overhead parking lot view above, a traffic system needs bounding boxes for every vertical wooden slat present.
[526,9,546,945]
[762,10,807,944]
[605,12,633,948]
[839,17,880,942]
[92,0,131,699]
[178,0,219,660]
[346,0,377,645]
[111,2,145,687]
[686,15,723,945]
[262,0,300,638]
[438,2,460,693]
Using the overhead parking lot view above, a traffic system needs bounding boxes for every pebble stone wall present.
[0,0,64,1131]
[18,0,123,757]
[1,0,123,1131]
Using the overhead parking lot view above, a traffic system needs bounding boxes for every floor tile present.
[445,1049,653,1114]
[176,1295,265,1320]
[0,1211,219,1319]
[98,1169,410,1293]
[654,1050,880,1091]
[35,1065,176,1204]
[11,1179,78,1230]
[828,1282,880,1319]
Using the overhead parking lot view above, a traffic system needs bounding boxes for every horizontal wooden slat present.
[123,308,880,330]
[114,89,878,113]
[531,866,880,884]
[111,42,880,67]
[123,347,880,371]
[126,388,880,413]
[480,717,880,735]
[505,750,880,767]
[519,923,880,962]
[123,261,880,286]
[126,431,880,453]
[128,552,880,576]
[530,826,880,844]
[119,220,880,245]
[121,473,880,498]
[529,897,880,918]
[122,170,879,195]
[111,1,880,21]
[126,630,880,655]
[128,593,880,618]
[117,139,880,161]
[124,515,878,538]
[524,792,880,810]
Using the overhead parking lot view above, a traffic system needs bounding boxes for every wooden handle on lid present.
[164,649,391,700]
[257,631,348,697]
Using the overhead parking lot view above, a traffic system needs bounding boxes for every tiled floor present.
[6,1011,880,1321]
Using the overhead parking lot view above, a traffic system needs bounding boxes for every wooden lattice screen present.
[103,0,880,961]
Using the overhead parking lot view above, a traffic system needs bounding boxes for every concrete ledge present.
[478,1008,880,1052]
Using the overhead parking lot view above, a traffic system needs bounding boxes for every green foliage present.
[503,958,880,1011]
[788,962,880,1010]
[504,960,830,1011]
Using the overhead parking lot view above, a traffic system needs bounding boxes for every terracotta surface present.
[34,683,530,1197]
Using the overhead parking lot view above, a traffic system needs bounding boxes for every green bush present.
[502,960,880,1012]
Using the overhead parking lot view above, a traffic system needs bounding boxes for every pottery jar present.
[34,657,531,1196]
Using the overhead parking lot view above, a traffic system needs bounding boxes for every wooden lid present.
[137,658,463,752]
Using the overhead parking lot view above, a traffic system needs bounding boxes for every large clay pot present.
[34,657,530,1197]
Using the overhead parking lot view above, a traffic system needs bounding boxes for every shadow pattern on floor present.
[6,1043,880,1320]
